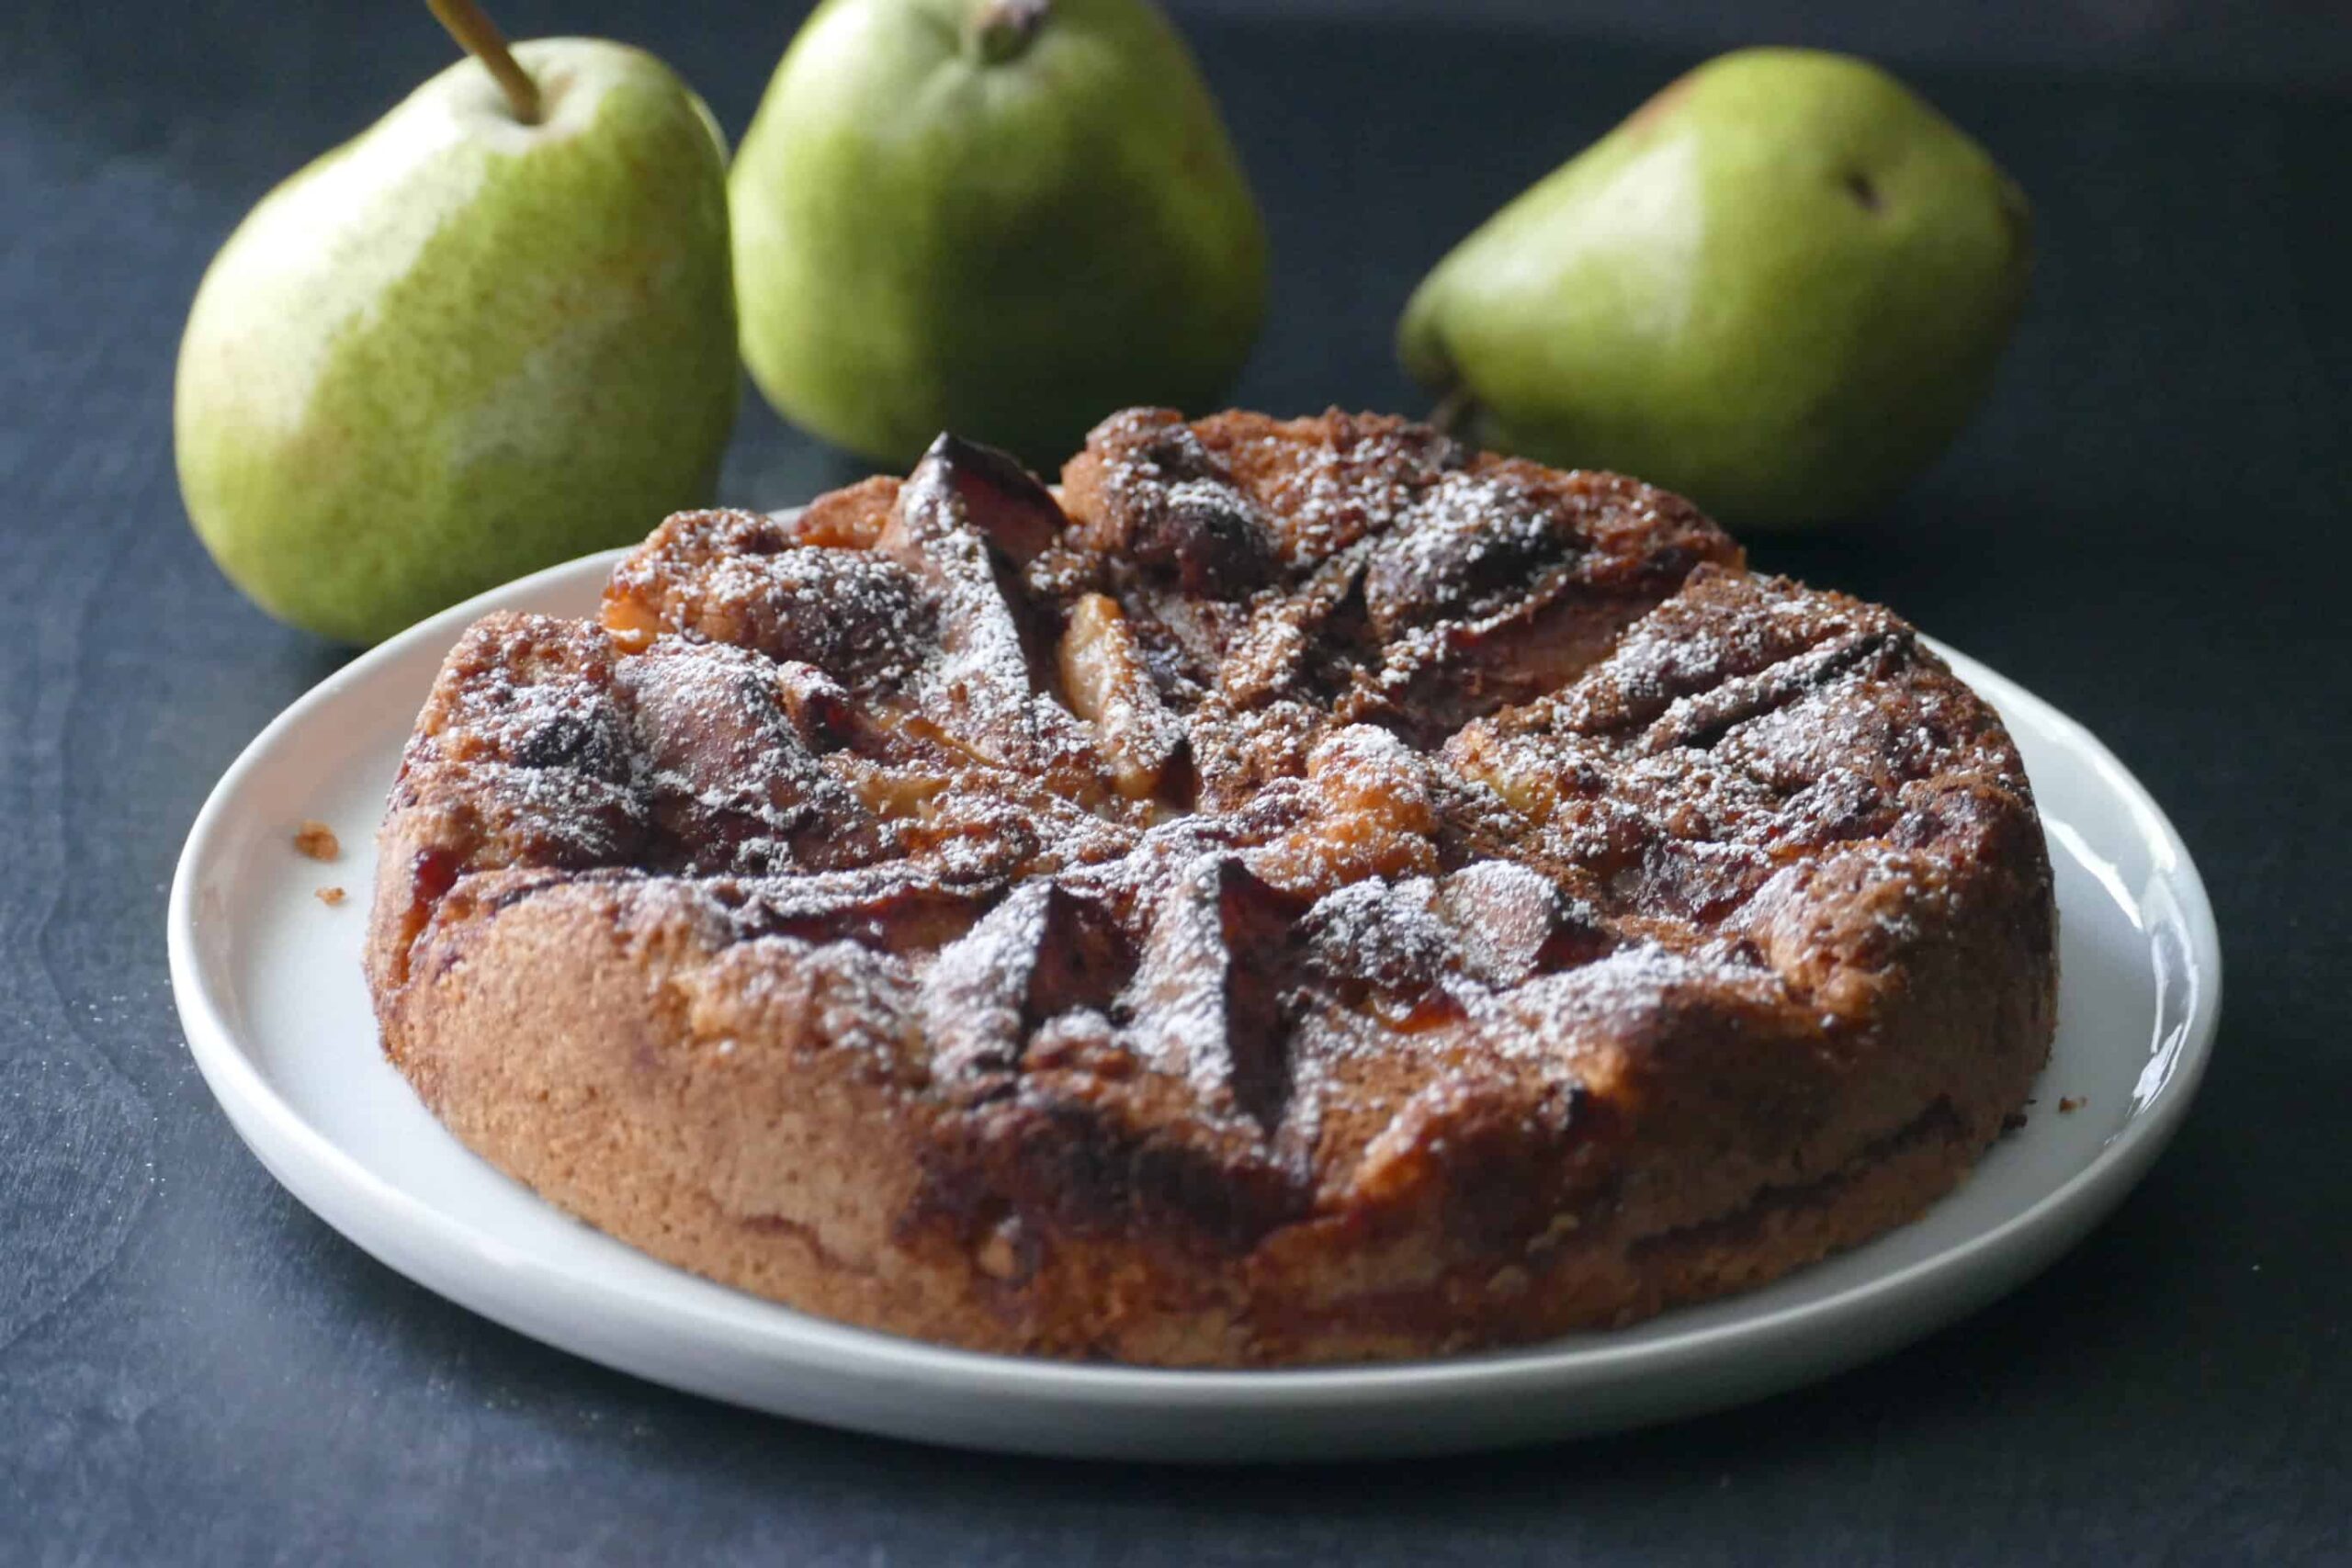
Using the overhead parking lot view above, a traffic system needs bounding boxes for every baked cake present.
[366,409,2057,1366]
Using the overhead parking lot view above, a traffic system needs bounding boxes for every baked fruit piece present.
[367,409,2056,1366]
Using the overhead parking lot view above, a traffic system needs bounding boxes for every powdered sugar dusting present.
[390,412,2044,1201]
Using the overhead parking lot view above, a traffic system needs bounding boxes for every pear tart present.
[366,409,2055,1366]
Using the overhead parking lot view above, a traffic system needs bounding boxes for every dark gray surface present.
[1173,0,2352,85]
[3,2,2346,1562]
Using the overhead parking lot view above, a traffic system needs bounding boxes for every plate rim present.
[167,547,2224,1427]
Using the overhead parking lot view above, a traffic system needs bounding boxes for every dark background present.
[3,0,2346,1562]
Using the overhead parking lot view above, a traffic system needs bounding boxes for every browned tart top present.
[371,409,2049,1255]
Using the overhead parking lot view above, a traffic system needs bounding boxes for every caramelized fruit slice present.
[1061,408,1273,597]
[922,881,1132,1096]
[881,437,1104,794]
[1057,592,1185,801]
[1124,853,1303,1133]
[616,640,876,874]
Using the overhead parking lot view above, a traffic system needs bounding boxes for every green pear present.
[176,34,738,644]
[1397,49,2030,529]
[730,0,1266,469]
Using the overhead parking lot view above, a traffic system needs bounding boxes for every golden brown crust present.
[368,409,2056,1366]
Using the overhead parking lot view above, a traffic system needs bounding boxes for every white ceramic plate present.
[169,547,2221,1462]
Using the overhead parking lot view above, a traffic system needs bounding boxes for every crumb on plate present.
[293,820,341,861]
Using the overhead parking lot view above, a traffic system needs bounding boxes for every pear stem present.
[427,0,542,125]
[965,0,1052,65]
[1429,385,1479,438]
